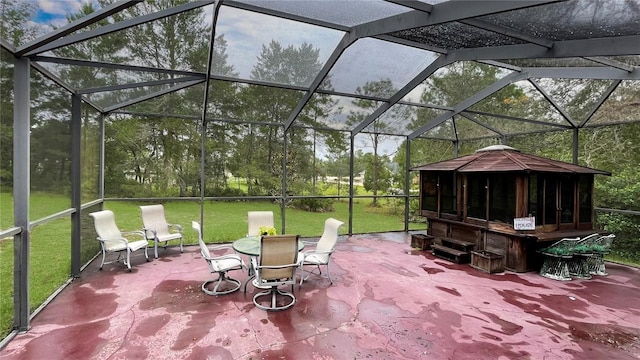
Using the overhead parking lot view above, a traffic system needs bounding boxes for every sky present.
[29,0,93,26]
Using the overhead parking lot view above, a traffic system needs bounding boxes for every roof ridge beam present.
[22,1,215,56]
[103,80,203,113]
[352,55,453,135]
[458,113,505,137]
[525,67,640,80]
[462,110,570,129]
[16,0,143,56]
[77,76,204,94]
[584,57,635,72]
[450,35,640,61]
[408,71,529,140]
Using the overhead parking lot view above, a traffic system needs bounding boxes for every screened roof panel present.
[119,83,206,117]
[453,115,501,139]
[362,104,416,136]
[589,80,640,125]
[216,6,344,86]
[302,93,375,131]
[232,0,413,27]
[39,5,213,73]
[320,37,439,95]
[468,80,569,127]
[388,22,526,50]
[410,61,514,108]
[531,78,615,122]
[479,0,640,41]
[232,83,306,124]
[460,112,557,137]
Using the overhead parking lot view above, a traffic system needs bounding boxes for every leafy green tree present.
[232,41,329,195]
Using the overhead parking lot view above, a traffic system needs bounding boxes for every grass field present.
[0,192,424,340]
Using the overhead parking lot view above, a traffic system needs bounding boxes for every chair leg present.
[180,238,184,253]
[154,240,159,259]
[99,250,106,270]
[125,248,132,272]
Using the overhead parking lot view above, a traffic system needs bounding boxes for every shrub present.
[289,198,334,212]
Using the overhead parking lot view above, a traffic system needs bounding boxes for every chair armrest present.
[96,237,129,246]
[256,263,299,270]
[205,253,245,265]
[168,224,183,233]
[141,227,156,239]
[300,249,334,258]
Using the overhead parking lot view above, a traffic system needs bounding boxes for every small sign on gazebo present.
[514,216,535,231]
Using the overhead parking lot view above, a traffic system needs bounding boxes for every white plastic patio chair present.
[89,210,149,272]
[247,211,274,236]
[192,221,245,295]
[298,218,345,286]
[140,204,183,258]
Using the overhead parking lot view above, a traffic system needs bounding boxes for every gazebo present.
[413,145,610,272]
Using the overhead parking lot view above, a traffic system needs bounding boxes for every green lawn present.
[0,193,424,340]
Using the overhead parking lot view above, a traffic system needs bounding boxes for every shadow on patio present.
[2,233,639,359]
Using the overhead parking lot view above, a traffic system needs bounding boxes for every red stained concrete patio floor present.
[2,232,640,359]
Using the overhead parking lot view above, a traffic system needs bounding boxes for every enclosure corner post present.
[13,56,31,332]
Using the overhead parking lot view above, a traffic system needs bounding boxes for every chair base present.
[202,274,241,295]
[253,288,296,311]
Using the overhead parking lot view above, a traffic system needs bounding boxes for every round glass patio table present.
[232,236,304,256]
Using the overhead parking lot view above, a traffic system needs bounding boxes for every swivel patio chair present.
[299,218,345,286]
[192,221,245,295]
[140,204,183,258]
[252,234,299,311]
[89,210,149,272]
[247,211,274,236]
